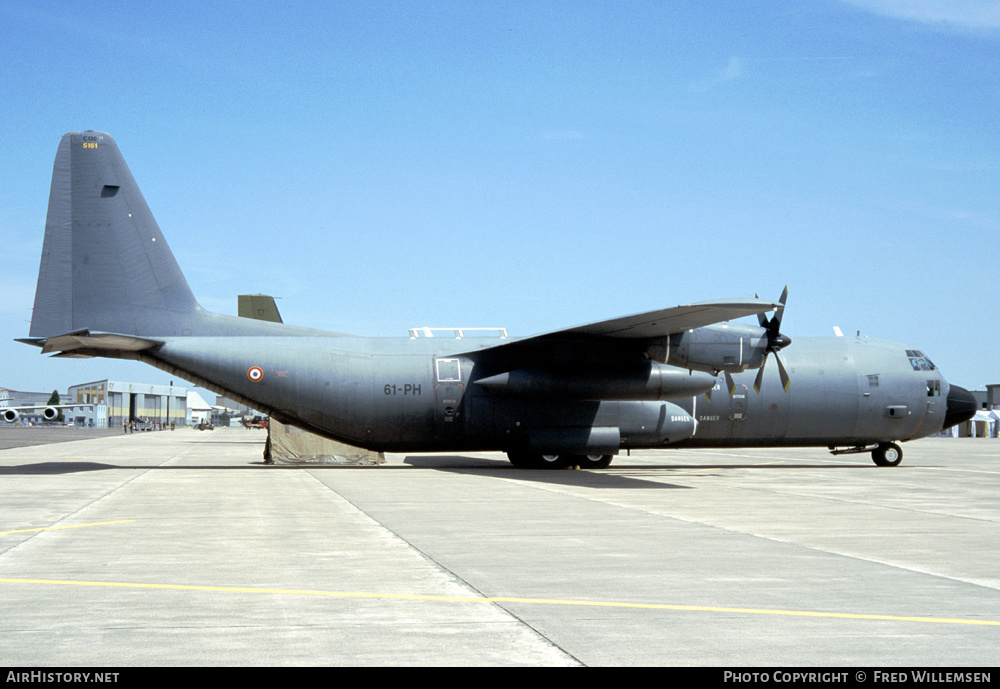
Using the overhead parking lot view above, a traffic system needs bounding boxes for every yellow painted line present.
[0,520,136,535]
[0,577,997,626]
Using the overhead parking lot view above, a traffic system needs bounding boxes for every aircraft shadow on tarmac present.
[427,465,694,489]
[400,455,877,489]
[0,456,693,489]
[0,457,875,490]
[0,462,119,475]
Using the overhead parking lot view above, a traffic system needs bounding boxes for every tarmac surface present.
[0,426,121,450]
[1,428,998,667]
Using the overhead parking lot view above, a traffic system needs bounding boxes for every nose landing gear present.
[871,442,903,467]
[829,441,904,466]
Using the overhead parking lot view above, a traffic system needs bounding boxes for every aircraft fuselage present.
[144,332,951,454]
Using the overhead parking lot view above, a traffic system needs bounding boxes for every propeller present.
[724,370,736,397]
[753,286,792,394]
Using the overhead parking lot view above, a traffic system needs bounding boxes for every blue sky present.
[1,1,998,393]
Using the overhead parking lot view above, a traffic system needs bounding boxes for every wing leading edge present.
[456,298,780,367]
[552,298,781,338]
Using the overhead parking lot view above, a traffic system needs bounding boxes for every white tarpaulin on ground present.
[267,419,384,465]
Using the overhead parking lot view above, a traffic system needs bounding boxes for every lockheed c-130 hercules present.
[16,131,978,469]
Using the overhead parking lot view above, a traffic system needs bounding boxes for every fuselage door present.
[857,373,885,439]
[434,358,465,440]
[729,384,749,422]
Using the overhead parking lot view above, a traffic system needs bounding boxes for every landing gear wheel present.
[506,451,535,469]
[577,454,613,469]
[872,442,902,467]
[539,454,570,469]
[505,451,571,469]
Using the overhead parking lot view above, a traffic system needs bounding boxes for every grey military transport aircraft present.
[15,131,977,468]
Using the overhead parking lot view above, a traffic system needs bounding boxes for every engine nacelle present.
[3,407,61,422]
[650,323,768,374]
[475,363,716,400]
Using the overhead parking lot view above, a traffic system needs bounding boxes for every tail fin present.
[29,131,201,338]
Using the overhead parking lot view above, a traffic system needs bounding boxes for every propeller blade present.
[755,293,768,328]
[725,371,736,397]
[774,351,791,392]
[770,285,788,332]
[753,354,767,395]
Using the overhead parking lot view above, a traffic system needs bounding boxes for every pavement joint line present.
[0,520,137,535]
[1,577,998,626]
[296,469,582,663]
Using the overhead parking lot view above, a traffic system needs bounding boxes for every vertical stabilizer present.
[29,131,201,338]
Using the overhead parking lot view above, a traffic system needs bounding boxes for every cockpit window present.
[905,350,936,371]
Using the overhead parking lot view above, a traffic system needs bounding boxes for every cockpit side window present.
[905,349,936,371]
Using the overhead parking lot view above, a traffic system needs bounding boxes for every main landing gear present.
[829,441,903,467]
[507,451,614,469]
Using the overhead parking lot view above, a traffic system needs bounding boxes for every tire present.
[506,451,570,469]
[576,454,613,469]
[506,450,535,469]
[538,453,571,469]
[872,442,902,467]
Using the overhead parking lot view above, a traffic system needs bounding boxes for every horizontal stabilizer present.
[18,331,162,357]
[238,294,283,323]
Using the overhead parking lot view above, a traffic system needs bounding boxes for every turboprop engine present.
[653,287,793,395]
[658,323,771,374]
[474,363,716,400]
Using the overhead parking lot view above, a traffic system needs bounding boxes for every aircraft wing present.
[547,298,780,339]
[456,298,779,366]
[4,404,96,411]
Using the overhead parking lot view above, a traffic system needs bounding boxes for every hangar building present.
[67,380,188,429]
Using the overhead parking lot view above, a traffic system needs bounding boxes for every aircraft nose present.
[944,384,977,430]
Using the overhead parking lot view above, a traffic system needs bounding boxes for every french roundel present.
[247,366,264,383]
